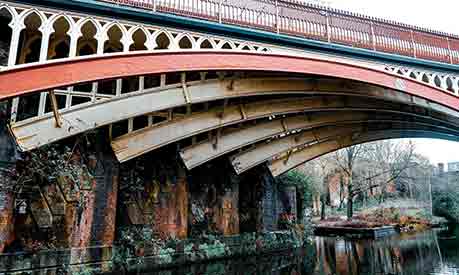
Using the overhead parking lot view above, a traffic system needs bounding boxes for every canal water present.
[146,224,459,275]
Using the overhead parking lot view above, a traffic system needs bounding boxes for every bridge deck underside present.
[3,52,459,176]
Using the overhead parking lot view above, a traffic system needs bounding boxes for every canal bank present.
[0,231,312,274]
[100,224,459,275]
[22,224,455,275]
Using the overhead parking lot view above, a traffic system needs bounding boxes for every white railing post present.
[447,37,453,64]
[8,21,23,67]
[275,0,279,34]
[219,0,222,23]
[411,30,416,58]
[153,0,156,12]
[325,11,331,42]
[370,21,376,50]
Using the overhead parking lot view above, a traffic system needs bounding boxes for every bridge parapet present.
[101,0,459,64]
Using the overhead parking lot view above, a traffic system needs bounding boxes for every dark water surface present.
[146,225,459,275]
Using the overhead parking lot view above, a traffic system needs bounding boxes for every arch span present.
[179,114,459,170]
[268,129,459,177]
[10,74,459,152]
[112,94,456,163]
[230,119,459,175]
[1,52,458,112]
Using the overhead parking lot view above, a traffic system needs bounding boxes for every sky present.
[306,0,459,166]
[315,0,458,35]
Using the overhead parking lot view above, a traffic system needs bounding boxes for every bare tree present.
[333,140,417,219]
[365,140,417,203]
[298,155,335,220]
[333,144,369,219]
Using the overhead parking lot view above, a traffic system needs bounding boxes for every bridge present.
[0,0,459,273]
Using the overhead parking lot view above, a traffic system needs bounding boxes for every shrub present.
[432,187,459,222]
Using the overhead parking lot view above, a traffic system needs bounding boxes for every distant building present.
[437,163,445,175]
[448,162,459,172]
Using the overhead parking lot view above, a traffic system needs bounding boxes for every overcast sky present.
[307,0,459,166]
[320,0,458,35]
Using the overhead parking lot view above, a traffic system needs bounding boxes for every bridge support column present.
[70,133,119,261]
[239,165,297,232]
[0,103,17,253]
[119,147,189,240]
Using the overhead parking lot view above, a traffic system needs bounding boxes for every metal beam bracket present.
[181,74,191,104]
[217,99,229,119]
[212,128,221,149]
[239,104,247,120]
[48,91,62,128]
[283,150,292,164]
[281,119,289,133]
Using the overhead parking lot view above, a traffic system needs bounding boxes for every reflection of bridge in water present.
[313,230,445,275]
[1,0,459,273]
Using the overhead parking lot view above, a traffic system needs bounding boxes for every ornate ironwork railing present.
[87,0,459,64]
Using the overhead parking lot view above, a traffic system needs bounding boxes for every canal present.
[145,225,459,275]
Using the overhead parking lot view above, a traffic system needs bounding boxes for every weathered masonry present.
[1,0,459,273]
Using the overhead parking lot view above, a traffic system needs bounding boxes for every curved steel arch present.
[231,125,344,175]
[179,113,459,170]
[112,94,450,163]
[11,75,459,152]
[1,52,458,111]
[268,129,459,177]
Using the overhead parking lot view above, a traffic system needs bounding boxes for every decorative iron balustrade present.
[105,0,459,64]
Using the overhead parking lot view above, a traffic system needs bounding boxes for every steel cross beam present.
[179,109,459,170]
[268,128,459,177]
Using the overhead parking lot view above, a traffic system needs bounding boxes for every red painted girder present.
[0,51,458,110]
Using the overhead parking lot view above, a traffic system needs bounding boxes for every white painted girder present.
[268,129,459,177]
[112,96,338,162]
[11,76,459,152]
[230,124,363,174]
[112,94,414,162]
[10,77,354,151]
[178,110,443,170]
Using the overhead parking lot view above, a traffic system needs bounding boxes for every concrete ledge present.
[313,225,397,239]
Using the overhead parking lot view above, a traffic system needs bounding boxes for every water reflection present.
[313,225,459,275]
[144,225,459,275]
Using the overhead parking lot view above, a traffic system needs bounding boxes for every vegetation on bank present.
[315,200,447,233]
[432,185,459,222]
[282,138,459,232]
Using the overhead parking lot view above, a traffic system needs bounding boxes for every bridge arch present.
[3,52,459,174]
[267,129,459,177]
[180,117,457,170]
[228,113,459,175]
[2,52,458,108]
[7,74,455,152]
